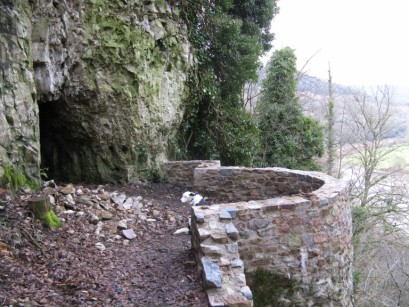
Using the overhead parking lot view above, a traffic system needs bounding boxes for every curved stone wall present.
[164,160,353,306]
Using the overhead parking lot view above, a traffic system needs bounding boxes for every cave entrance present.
[38,100,89,183]
[39,100,67,182]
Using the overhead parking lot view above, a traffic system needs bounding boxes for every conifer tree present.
[256,47,324,170]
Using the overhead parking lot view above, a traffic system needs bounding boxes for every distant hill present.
[297,74,353,96]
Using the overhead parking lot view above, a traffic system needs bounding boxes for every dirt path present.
[0,183,208,306]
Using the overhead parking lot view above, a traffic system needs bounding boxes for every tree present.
[341,86,409,305]
[176,0,278,166]
[347,86,402,208]
[255,47,324,170]
[325,64,336,176]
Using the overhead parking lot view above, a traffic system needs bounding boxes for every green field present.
[347,144,409,170]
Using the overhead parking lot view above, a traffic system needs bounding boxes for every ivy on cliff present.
[176,0,278,166]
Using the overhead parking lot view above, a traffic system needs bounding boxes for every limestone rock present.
[219,210,232,220]
[89,213,100,225]
[100,212,114,220]
[201,244,222,257]
[224,206,237,218]
[211,233,229,244]
[97,193,111,201]
[95,242,106,251]
[201,257,222,288]
[0,1,192,183]
[231,258,244,268]
[198,228,211,241]
[240,286,253,300]
[173,227,190,235]
[194,211,205,223]
[225,294,250,307]
[225,223,239,240]
[60,184,76,195]
[117,220,127,230]
[122,229,136,240]
[112,193,127,205]
[43,186,56,195]
[227,243,238,254]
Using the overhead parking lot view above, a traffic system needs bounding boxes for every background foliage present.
[176,0,278,166]
[255,47,324,170]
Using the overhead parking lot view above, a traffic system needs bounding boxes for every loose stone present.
[122,229,137,240]
[95,242,106,251]
[101,211,113,220]
[60,184,76,195]
[117,220,127,230]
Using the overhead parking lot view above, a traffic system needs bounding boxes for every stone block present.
[319,199,329,207]
[279,203,296,210]
[208,294,224,307]
[257,226,275,237]
[201,244,222,257]
[194,210,205,223]
[219,257,230,267]
[198,228,211,241]
[224,206,237,218]
[226,243,238,254]
[289,236,302,248]
[201,257,222,288]
[220,209,233,220]
[240,286,253,300]
[225,223,239,240]
[303,233,315,249]
[288,217,302,227]
[211,233,229,244]
[262,204,279,212]
[314,233,328,244]
[231,258,244,268]
[248,218,270,230]
[225,294,251,307]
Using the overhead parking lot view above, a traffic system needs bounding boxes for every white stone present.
[112,193,126,205]
[122,229,137,240]
[117,220,127,230]
[173,227,190,235]
[49,195,55,205]
[66,194,75,205]
[95,242,106,251]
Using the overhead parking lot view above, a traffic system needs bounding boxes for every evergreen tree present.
[176,0,278,166]
[256,47,324,170]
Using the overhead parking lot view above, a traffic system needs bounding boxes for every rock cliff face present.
[1,0,191,183]
[0,1,40,181]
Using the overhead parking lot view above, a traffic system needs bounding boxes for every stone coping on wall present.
[163,161,353,306]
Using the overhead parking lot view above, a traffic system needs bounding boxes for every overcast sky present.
[267,0,409,88]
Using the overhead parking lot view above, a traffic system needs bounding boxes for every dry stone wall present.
[164,160,353,306]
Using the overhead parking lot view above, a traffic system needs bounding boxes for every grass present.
[346,144,409,171]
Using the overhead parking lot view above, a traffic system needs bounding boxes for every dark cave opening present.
[39,100,69,182]
[38,100,91,183]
